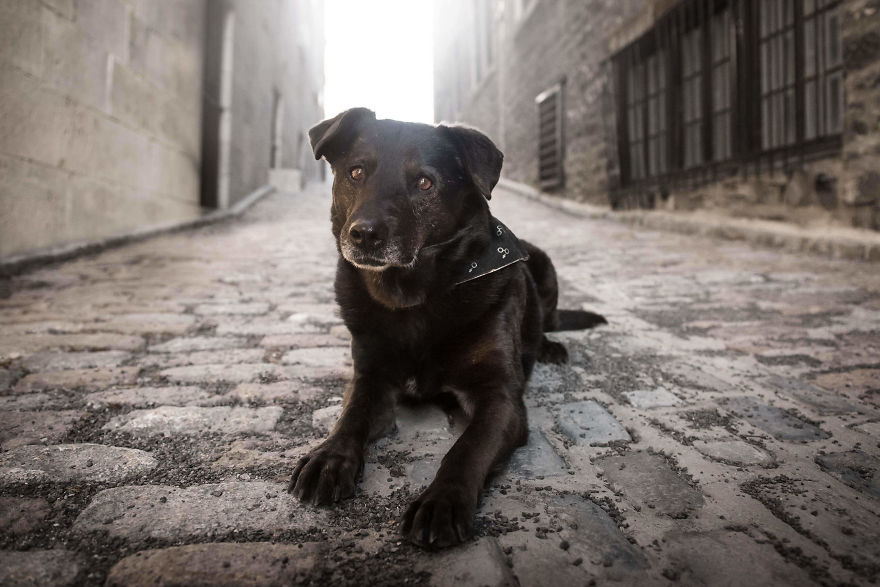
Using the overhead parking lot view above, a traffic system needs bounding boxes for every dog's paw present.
[287,443,362,506]
[399,484,476,549]
[538,337,568,364]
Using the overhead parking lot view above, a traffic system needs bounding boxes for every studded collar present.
[453,216,529,286]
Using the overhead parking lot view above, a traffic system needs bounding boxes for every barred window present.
[682,28,703,168]
[804,0,844,139]
[711,9,734,161]
[626,62,646,181]
[760,0,796,150]
[536,83,564,191]
[614,0,843,189]
[647,51,668,176]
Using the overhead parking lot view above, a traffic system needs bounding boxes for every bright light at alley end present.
[323,0,435,124]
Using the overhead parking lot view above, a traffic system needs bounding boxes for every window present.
[682,28,703,168]
[760,0,796,150]
[614,0,843,189]
[536,83,564,191]
[711,9,734,161]
[804,0,844,139]
[647,51,668,176]
[626,62,646,181]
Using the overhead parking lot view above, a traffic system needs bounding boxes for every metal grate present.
[536,83,564,191]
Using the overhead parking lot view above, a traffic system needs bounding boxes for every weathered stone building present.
[434,0,880,231]
[0,0,324,260]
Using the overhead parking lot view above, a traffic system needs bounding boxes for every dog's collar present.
[453,216,529,286]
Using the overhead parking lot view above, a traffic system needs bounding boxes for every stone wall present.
[219,0,324,208]
[0,0,325,260]
[841,0,880,230]
[0,0,206,258]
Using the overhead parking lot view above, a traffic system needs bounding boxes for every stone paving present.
[0,182,879,586]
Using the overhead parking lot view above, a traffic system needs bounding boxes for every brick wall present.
[435,0,642,205]
[840,0,880,229]
[435,0,880,231]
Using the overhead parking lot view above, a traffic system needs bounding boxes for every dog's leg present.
[288,371,396,505]
[400,391,527,548]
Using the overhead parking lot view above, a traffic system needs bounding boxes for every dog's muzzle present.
[341,222,415,271]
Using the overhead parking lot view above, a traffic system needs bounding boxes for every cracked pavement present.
[1,182,879,586]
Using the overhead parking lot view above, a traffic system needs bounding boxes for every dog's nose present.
[348,219,386,249]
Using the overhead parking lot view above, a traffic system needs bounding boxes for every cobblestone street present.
[1,182,879,586]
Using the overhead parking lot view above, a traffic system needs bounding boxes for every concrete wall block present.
[110,59,200,159]
[158,96,200,159]
[63,105,162,193]
[132,0,203,42]
[73,0,129,61]
[153,145,199,203]
[0,0,44,76]
[129,16,201,105]
[65,174,200,243]
[0,65,72,168]
[110,60,162,138]
[42,6,109,112]
[0,156,71,257]
[41,0,74,20]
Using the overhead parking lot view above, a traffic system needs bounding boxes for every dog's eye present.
[417,177,432,191]
[349,166,365,181]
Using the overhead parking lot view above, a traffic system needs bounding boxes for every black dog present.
[288,108,605,548]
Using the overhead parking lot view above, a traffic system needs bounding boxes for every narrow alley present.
[1,182,878,586]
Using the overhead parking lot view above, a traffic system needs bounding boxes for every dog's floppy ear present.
[309,107,376,162]
[442,125,503,200]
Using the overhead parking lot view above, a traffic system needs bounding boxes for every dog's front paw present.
[400,483,476,549]
[287,442,363,506]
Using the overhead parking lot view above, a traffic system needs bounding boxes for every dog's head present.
[309,108,502,272]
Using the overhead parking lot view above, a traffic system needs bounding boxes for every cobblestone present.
[622,388,682,409]
[557,400,631,446]
[19,350,131,372]
[691,439,775,466]
[105,542,325,587]
[227,382,322,404]
[159,363,295,384]
[311,404,343,434]
[0,444,157,485]
[74,482,325,544]
[726,397,830,442]
[0,410,82,449]
[148,336,248,353]
[1,184,879,585]
[14,367,139,392]
[815,450,880,498]
[0,333,145,358]
[138,348,266,369]
[0,497,50,535]
[104,406,283,436]
[597,452,704,519]
[0,549,83,586]
[507,428,568,479]
[85,386,220,408]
